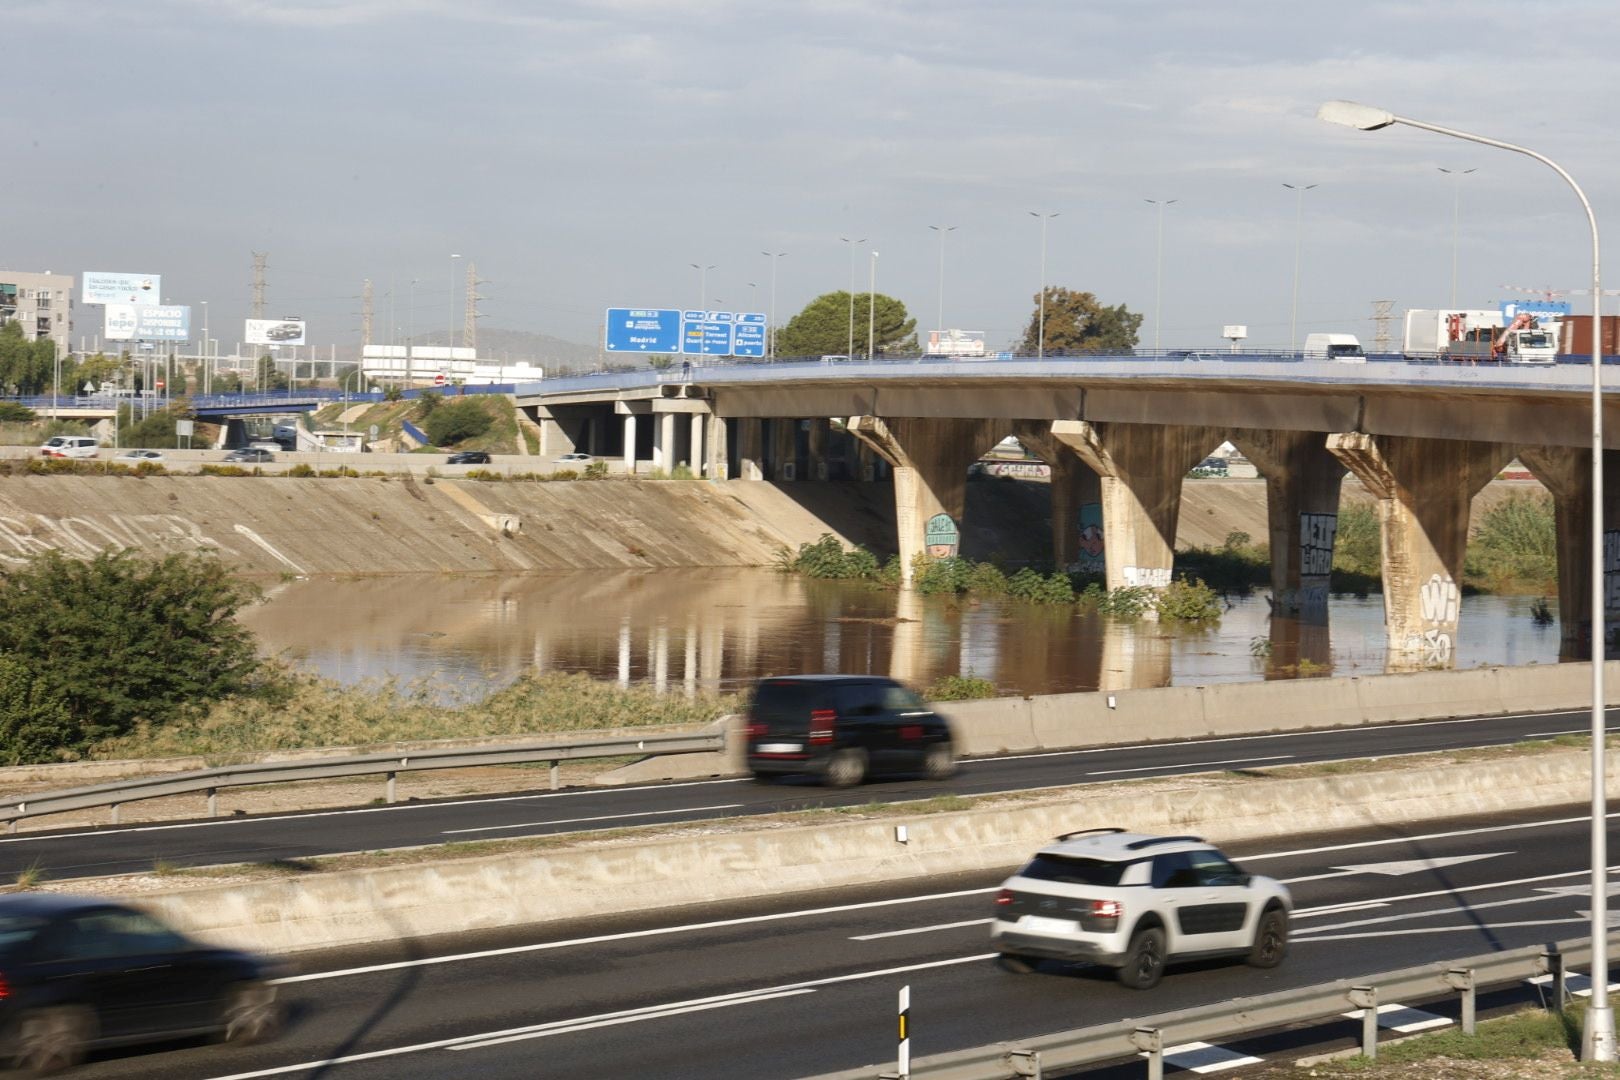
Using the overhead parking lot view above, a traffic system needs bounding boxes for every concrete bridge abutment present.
[1230,430,1345,619]
[1517,445,1620,657]
[1050,420,1225,593]
[849,416,1002,585]
[1328,432,1513,670]
[1011,420,1102,573]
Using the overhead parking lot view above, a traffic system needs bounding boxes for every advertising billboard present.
[104,304,191,341]
[83,272,161,306]
[245,318,307,346]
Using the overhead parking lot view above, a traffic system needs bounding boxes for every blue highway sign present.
[733,312,767,357]
[605,308,682,352]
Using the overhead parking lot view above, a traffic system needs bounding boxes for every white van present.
[39,435,99,459]
[1302,333,1366,362]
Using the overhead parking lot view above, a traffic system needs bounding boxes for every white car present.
[115,449,166,463]
[39,435,99,459]
[553,452,592,463]
[991,828,1291,989]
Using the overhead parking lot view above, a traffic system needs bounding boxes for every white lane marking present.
[1303,917,1589,942]
[851,918,990,941]
[1526,972,1620,997]
[441,803,744,835]
[219,954,996,1079]
[1340,1003,1451,1033]
[1284,852,1508,884]
[1086,755,1292,776]
[0,776,756,845]
[1523,729,1585,738]
[448,988,814,1050]
[1159,1041,1264,1073]
[275,888,996,985]
[1294,868,1620,934]
[1263,812,1615,865]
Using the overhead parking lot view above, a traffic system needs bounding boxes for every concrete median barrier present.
[134,748,1618,956]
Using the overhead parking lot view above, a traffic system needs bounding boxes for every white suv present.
[991,828,1290,989]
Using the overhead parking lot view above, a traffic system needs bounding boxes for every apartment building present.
[0,270,74,354]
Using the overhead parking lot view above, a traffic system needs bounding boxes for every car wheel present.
[11,1005,93,1075]
[1115,925,1167,990]
[996,954,1035,974]
[923,741,956,780]
[220,980,283,1045]
[1246,906,1289,969]
[823,748,868,788]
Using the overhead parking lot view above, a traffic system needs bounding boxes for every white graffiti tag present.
[1418,572,1460,625]
[1121,566,1172,588]
[1405,628,1453,665]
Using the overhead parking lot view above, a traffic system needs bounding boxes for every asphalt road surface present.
[72,805,1616,1079]
[2,706,1607,881]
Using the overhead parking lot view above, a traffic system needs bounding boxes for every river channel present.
[238,569,1561,702]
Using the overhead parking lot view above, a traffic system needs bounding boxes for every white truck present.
[1402,308,1557,364]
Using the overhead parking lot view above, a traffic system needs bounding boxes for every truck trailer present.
[1402,308,1556,364]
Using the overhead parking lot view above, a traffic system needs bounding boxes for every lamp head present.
[1317,100,1396,131]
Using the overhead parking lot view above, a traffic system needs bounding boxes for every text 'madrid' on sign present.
[605,307,767,356]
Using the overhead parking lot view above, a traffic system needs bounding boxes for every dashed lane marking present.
[1158,1041,1264,1073]
[1340,1003,1452,1033]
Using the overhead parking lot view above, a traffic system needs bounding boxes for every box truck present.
[1402,309,1556,364]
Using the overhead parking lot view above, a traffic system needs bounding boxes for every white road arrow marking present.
[1285,851,1508,884]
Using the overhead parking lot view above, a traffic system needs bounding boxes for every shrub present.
[963,562,1009,597]
[1465,493,1557,592]
[1081,583,1155,619]
[0,402,36,422]
[1006,567,1075,604]
[550,468,580,481]
[0,551,268,763]
[423,399,493,446]
[914,555,970,595]
[1155,576,1222,622]
[787,534,880,580]
[583,461,609,480]
[287,463,316,477]
[416,389,443,416]
[925,674,997,701]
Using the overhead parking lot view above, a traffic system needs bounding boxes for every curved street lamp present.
[1320,98,1611,1062]
[1282,183,1317,353]
[1029,211,1059,357]
[1144,199,1177,353]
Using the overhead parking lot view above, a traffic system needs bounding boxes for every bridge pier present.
[849,415,1002,585]
[1051,420,1225,594]
[1231,430,1346,618]
[1011,420,1102,573]
[771,418,797,481]
[1329,432,1513,670]
[736,418,765,481]
[1518,445,1620,657]
[808,418,831,480]
[705,415,729,480]
[689,413,704,474]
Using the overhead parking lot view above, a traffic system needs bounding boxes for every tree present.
[775,292,918,358]
[0,550,264,762]
[423,398,493,446]
[1020,288,1143,355]
[256,354,288,391]
[118,400,195,448]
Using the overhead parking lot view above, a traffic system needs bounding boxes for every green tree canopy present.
[1020,288,1143,355]
[423,398,494,445]
[0,321,54,394]
[776,291,918,359]
[0,550,265,762]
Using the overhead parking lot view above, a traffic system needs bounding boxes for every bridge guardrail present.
[0,731,724,829]
[798,935,1602,1079]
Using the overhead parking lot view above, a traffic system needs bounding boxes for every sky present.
[9,0,1620,358]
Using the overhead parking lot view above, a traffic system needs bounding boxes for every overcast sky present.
[10,0,1620,356]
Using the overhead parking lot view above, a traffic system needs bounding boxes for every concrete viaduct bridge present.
[515,356,1620,669]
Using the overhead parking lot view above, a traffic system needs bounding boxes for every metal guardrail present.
[0,731,724,829]
[802,934,1607,1079]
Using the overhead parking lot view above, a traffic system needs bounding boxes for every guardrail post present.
[385,771,397,804]
[1541,948,1569,1010]
[1348,986,1378,1059]
[206,788,218,818]
[1005,1048,1042,1078]
[1446,967,1476,1034]
[1130,1026,1163,1080]
[110,803,120,825]
[549,761,560,791]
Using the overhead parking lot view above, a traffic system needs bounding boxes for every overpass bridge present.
[513,353,1620,670]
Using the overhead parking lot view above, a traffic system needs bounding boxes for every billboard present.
[104,304,191,341]
[83,272,161,306]
[245,318,307,346]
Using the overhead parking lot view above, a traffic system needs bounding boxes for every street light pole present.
[1320,98,1611,1062]
[1144,199,1178,353]
[841,237,865,359]
[1029,211,1058,357]
[762,251,786,359]
[448,254,462,383]
[690,263,715,359]
[1438,167,1478,309]
[928,224,957,347]
[1283,183,1318,353]
[200,300,209,395]
[867,250,880,359]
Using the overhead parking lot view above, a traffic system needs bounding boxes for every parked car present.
[447,450,491,465]
[552,452,592,463]
[114,449,165,463]
[223,447,274,463]
[38,436,98,459]
[0,894,282,1073]
[743,674,955,787]
[990,828,1291,989]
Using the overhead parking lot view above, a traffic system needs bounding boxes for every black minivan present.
[743,675,956,787]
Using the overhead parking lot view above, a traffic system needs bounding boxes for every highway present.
[3,706,1607,881]
[75,805,1615,1079]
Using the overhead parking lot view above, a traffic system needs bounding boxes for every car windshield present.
[0,914,45,955]
[1019,854,1135,887]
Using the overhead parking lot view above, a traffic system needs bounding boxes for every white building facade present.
[0,270,74,354]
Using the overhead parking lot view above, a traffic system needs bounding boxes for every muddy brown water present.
[239,569,1560,702]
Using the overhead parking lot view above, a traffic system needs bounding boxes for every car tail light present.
[744,722,766,738]
[1091,899,1122,926]
[809,708,836,744]
[0,972,10,999]
[994,888,1014,907]
[899,725,923,741]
